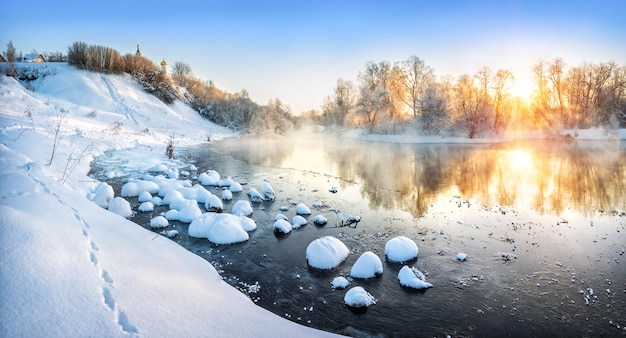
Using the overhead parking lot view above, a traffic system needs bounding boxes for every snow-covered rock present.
[90,182,113,208]
[313,215,328,225]
[306,236,349,269]
[138,201,154,212]
[457,253,468,261]
[229,181,243,193]
[108,197,133,218]
[273,219,292,234]
[397,266,433,289]
[150,216,169,228]
[331,276,350,289]
[384,236,419,263]
[350,251,383,278]
[205,194,224,212]
[274,213,288,221]
[292,215,308,229]
[198,170,221,186]
[137,190,152,203]
[296,203,312,215]
[344,286,376,308]
[261,182,275,201]
[232,200,253,216]
[188,213,256,245]
[121,180,160,197]
[247,187,264,203]
[221,189,233,201]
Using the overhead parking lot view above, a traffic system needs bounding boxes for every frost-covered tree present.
[355,61,392,132]
[322,78,355,127]
[399,55,434,119]
[453,74,492,138]
[491,69,513,133]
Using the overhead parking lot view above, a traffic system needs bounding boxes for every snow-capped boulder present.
[232,200,253,216]
[188,213,256,245]
[247,188,264,203]
[273,219,292,234]
[397,266,433,289]
[137,191,152,203]
[90,182,114,208]
[138,201,154,212]
[175,202,203,223]
[350,251,383,278]
[261,182,275,201]
[384,236,419,263]
[274,213,288,221]
[306,236,349,269]
[229,182,243,193]
[292,215,308,229]
[151,196,164,206]
[331,276,350,290]
[149,216,169,229]
[296,203,311,215]
[162,190,184,205]
[344,287,376,308]
[108,197,133,218]
[221,189,233,201]
[198,170,221,186]
[205,194,224,212]
[313,215,328,225]
[457,253,468,261]
[121,180,160,197]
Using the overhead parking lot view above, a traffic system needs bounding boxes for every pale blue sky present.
[2,1,625,113]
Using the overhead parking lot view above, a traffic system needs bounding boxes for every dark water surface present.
[91,134,626,337]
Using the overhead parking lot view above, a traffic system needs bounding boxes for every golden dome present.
[160,59,168,66]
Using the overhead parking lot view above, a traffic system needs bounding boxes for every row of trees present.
[3,41,66,62]
[321,56,626,137]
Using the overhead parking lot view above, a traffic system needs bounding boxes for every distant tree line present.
[322,56,626,137]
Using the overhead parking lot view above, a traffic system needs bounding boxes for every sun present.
[507,149,533,171]
[509,80,533,102]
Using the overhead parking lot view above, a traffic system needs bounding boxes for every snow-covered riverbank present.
[0,64,338,337]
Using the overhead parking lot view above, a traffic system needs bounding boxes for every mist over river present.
[91,133,626,337]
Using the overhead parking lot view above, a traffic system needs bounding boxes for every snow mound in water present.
[261,182,275,201]
[384,236,419,263]
[108,197,133,218]
[150,216,169,228]
[247,187,264,203]
[457,253,468,261]
[296,203,311,215]
[138,201,154,212]
[350,251,383,278]
[344,286,376,307]
[306,236,349,269]
[188,213,256,245]
[205,194,223,212]
[121,179,160,197]
[313,215,328,225]
[397,266,433,289]
[273,219,292,234]
[331,276,350,289]
[292,215,308,229]
[137,191,152,203]
[232,200,253,216]
[198,170,221,186]
[229,181,243,193]
[221,189,233,201]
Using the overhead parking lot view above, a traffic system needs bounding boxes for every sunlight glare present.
[507,149,533,171]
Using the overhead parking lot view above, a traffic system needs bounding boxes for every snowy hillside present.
[0,64,337,337]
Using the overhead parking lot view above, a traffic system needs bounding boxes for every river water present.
[90,133,626,337]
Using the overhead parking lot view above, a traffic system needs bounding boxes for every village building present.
[0,55,6,62]
[22,54,45,62]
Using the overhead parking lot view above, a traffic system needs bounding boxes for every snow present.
[331,276,350,289]
[306,236,350,269]
[273,219,293,234]
[188,213,256,245]
[350,251,384,278]
[344,287,376,308]
[261,182,276,201]
[90,182,114,208]
[296,203,312,215]
[149,216,169,228]
[384,236,419,263]
[121,179,160,197]
[205,194,224,212]
[108,197,133,218]
[457,253,468,261]
[229,181,243,193]
[313,214,328,225]
[198,170,221,186]
[232,200,253,216]
[138,201,154,212]
[275,213,288,221]
[397,266,433,289]
[292,215,308,229]
[1,64,332,337]
[137,190,152,203]
[221,189,233,201]
[247,187,264,203]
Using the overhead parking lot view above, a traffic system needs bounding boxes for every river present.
[90,133,626,337]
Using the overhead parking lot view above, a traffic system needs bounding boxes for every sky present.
[2,0,625,113]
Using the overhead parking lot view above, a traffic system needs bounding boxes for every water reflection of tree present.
[326,141,626,217]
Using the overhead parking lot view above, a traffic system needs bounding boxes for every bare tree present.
[492,69,513,133]
[355,61,392,132]
[5,40,16,62]
[399,55,434,119]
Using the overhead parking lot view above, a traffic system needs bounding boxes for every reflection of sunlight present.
[507,149,533,171]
